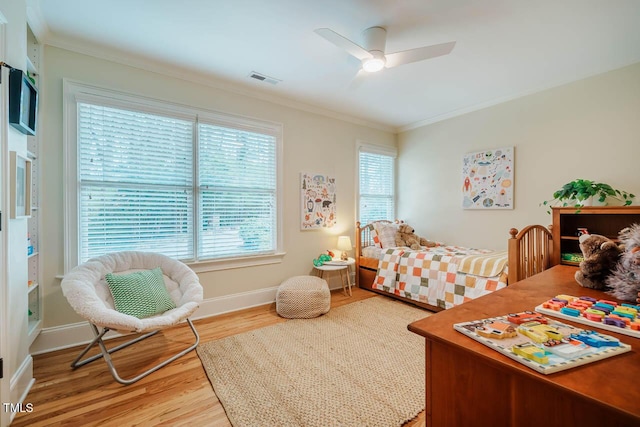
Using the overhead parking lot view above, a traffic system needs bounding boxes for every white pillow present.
[374,222,398,249]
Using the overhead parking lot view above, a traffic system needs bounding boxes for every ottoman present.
[276,275,331,319]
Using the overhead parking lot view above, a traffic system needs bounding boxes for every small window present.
[358,144,396,224]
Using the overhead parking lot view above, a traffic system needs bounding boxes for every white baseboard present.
[8,355,35,423]
[31,283,348,355]
[190,285,279,321]
[30,286,348,355]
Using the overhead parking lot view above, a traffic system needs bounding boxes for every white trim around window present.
[63,79,284,274]
[356,141,397,224]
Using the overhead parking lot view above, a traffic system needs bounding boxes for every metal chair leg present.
[71,318,200,385]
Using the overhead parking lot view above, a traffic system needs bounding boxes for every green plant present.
[541,179,635,213]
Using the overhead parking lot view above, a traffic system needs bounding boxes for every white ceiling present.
[28,0,640,131]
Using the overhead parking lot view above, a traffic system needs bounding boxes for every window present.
[198,123,277,259]
[358,144,396,224]
[64,81,282,272]
[77,104,195,261]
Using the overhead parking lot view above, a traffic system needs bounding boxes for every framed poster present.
[10,151,32,218]
[300,172,336,229]
[462,147,514,209]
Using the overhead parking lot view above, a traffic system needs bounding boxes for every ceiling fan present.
[314,26,455,73]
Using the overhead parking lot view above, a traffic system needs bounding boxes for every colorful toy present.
[507,311,548,325]
[560,306,581,317]
[584,309,606,321]
[536,294,640,339]
[570,330,621,348]
[475,321,517,339]
[512,342,549,364]
[312,254,332,267]
[454,313,632,374]
[612,306,637,319]
[517,322,551,343]
[542,338,592,358]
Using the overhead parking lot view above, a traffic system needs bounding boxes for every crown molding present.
[399,59,640,133]
[39,33,396,133]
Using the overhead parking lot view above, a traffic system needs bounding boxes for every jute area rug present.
[197,296,430,427]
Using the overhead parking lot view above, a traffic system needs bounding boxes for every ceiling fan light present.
[362,57,385,73]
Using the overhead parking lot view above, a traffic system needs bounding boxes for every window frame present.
[356,141,397,224]
[63,79,284,274]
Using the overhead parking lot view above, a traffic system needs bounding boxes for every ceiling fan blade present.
[314,28,373,61]
[384,41,456,68]
[348,69,368,90]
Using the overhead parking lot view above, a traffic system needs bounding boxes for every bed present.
[355,220,553,312]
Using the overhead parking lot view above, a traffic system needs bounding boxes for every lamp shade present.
[337,236,352,251]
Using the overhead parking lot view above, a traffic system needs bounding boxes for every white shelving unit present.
[26,23,42,347]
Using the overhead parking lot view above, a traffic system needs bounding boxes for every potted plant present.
[541,179,635,213]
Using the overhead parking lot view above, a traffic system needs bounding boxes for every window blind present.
[78,103,194,262]
[198,123,276,258]
[359,150,395,224]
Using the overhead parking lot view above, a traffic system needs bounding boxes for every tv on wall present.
[9,68,38,136]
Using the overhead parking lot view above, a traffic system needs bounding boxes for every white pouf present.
[276,275,331,319]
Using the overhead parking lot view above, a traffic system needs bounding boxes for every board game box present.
[454,311,631,374]
[535,294,640,339]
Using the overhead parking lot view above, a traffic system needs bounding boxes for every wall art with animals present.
[462,146,514,209]
[300,172,336,229]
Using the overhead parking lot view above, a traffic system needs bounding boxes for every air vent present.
[248,71,281,85]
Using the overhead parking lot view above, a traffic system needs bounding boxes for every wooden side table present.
[313,257,355,296]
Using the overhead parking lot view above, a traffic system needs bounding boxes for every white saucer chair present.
[61,251,203,385]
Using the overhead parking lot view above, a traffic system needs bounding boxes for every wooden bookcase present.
[551,206,640,266]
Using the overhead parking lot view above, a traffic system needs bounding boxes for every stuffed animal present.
[313,253,332,267]
[574,233,621,290]
[395,223,436,250]
[606,224,640,301]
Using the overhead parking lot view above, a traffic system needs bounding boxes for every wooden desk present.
[408,265,640,427]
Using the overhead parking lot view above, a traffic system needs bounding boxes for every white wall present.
[397,62,640,250]
[39,46,396,329]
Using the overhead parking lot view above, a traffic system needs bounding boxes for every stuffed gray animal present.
[606,224,640,302]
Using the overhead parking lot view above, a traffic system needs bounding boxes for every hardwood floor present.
[13,288,425,427]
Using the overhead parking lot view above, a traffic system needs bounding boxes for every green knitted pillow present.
[106,267,177,318]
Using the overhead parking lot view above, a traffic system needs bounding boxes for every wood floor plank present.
[13,288,425,426]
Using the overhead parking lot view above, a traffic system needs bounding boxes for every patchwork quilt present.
[373,246,508,310]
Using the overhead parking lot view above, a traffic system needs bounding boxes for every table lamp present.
[337,236,352,261]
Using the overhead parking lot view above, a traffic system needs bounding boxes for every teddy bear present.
[606,224,640,301]
[574,233,621,290]
[395,223,436,250]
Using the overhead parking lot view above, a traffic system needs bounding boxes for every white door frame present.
[0,13,9,427]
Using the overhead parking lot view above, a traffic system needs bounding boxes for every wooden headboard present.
[355,220,393,254]
[355,220,395,287]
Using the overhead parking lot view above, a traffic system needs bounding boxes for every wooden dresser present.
[408,265,640,427]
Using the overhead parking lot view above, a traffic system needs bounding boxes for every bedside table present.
[313,257,355,296]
